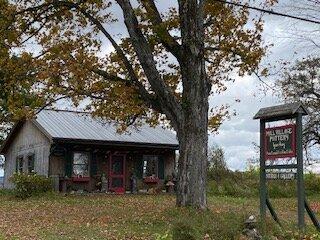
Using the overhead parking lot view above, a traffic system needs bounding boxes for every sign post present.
[259,119,266,227]
[253,102,318,232]
[296,112,305,229]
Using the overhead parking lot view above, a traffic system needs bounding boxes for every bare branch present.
[35,96,69,114]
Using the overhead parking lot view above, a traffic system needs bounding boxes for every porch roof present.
[34,110,179,149]
[253,102,308,120]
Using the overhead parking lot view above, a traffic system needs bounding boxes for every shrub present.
[10,173,53,199]
[0,189,13,196]
[208,170,320,199]
[267,181,296,198]
[207,145,229,182]
[305,173,320,195]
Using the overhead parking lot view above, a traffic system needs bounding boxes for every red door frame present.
[109,153,126,193]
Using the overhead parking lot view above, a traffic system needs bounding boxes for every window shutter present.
[134,154,143,179]
[90,152,97,177]
[15,157,18,173]
[65,149,72,177]
[158,155,165,179]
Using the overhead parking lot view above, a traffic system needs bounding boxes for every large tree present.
[6,0,271,208]
[0,0,45,143]
[278,57,320,149]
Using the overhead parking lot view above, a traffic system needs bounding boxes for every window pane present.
[73,152,90,177]
[73,152,89,165]
[111,156,124,175]
[18,157,23,173]
[143,155,158,177]
[73,164,89,176]
[28,155,35,173]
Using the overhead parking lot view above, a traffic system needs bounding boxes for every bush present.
[208,170,320,199]
[10,173,53,199]
[305,173,320,195]
[0,189,13,196]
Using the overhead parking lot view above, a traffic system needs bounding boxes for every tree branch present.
[17,1,162,113]
[140,0,183,62]
[35,95,69,114]
[91,69,129,84]
[116,0,183,127]
[16,0,183,129]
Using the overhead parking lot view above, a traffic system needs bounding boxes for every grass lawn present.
[0,193,320,239]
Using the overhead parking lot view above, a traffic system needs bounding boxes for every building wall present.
[49,155,65,176]
[3,121,51,188]
[136,150,176,191]
[47,146,176,192]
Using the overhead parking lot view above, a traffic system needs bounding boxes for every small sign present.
[266,172,297,180]
[265,124,296,159]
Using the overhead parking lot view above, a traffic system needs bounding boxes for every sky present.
[209,1,319,170]
[1,1,319,176]
[102,0,319,171]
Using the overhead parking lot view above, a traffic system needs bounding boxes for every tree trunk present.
[176,66,209,208]
[175,0,209,209]
[118,0,210,208]
[176,112,208,208]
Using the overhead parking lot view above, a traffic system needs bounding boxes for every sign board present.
[255,103,314,231]
[266,172,297,180]
[265,124,296,159]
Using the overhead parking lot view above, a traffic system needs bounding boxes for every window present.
[27,154,35,174]
[72,152,90,177]
[143,155,159,178]
[16,156,23,173]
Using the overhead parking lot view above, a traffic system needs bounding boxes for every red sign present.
[264,124,296,159]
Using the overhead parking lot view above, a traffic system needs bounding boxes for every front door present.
[109,154,125,193]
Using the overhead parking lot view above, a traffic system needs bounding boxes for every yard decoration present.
[101,173,108,193]
[254,102,320,232]
[242,215,262,240]
[129,173,137,194]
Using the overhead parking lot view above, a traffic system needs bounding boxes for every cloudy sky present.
[207,0,319,170]
[1,1,319,177]
[96,0,319,171]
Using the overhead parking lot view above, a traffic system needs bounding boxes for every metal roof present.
[253,102,309,120]
[34,110,179,147]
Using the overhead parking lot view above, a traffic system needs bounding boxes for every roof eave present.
[52,137,179,150]
[253,102,309,120]
[31,119,53,143]
[0,121,24,154]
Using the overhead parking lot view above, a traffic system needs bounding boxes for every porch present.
[49,143,176,193]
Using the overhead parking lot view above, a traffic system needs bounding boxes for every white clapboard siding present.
[3,121,51,188]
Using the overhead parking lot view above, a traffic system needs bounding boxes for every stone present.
[242,215,262,240]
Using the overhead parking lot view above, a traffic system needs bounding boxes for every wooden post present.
[296,112,305,230]
[254,102,312,232]
[260,119,267,227]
